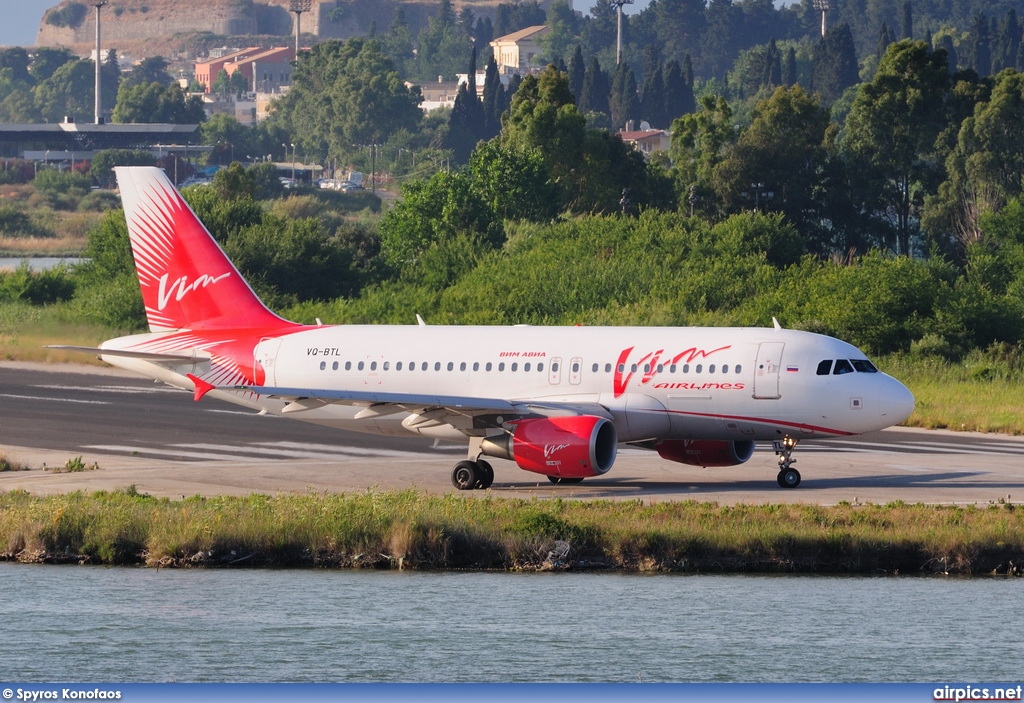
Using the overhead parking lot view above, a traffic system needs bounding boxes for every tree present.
[270,38,423,165]
[112,82,205,124]
[842,40,951,255]
[447,81,486,163]
[481,56,506,138]
[567,45,586,101]
[609,63,639,130]
[712,86,833,255]
[663,59,694,122]
[578,57,610,120]
[379,170,500,278]
[89,149,156,188]
[200,114,255,165]
[33,59,94,122]
[669,94,737,216]
[123,56,173,88]
[812,23,859,103]
[468,140,559,222]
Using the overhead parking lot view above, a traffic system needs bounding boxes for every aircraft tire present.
[452,461,479,490]
[476,460,494,489]
[777,468,801,488]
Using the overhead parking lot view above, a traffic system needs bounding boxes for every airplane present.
[54,166,915,490]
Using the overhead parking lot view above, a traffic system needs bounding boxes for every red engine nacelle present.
[482,416,618,479]
[655,439,755,467]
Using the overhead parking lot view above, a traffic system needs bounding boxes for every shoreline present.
[1,489,1022,576]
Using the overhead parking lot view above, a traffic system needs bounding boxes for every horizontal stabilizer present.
[46,345,203,363]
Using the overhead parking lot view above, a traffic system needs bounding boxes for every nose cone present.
[881,376,915,425]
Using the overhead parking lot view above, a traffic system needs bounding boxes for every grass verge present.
[1,489,1022,575]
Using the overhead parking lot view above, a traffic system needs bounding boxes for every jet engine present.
[655,439,755,467]
[481,415,618,479]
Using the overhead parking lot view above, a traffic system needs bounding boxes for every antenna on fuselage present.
[772,317,783,330]
[416,314,427,326]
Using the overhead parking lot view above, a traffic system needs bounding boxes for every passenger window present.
[669,364,677,373]
[524,363,531,372]
[358,361,365,371]
[486,362,492,371]
[538,363,544,372]
[852,359,879,373]
[473,362,479,371]
[816,360,833,376]
[434,362,441,371]
[696,364,703,373]
[722,365,729,374]
[511,363,518,372]
[592,363,599,373]
[643,364,650,373]
[735,364,742,374]
[370,361,377,371]
[396,362,403,371]
[617,363,624,373]
[605,363,612,373]
[709,364,716,373]
[498,362,505,371]
[447,362,454,371]
[421,362,428,371]
[460,362,467,371]
[552,362,560,372]
[572,362,580,373]
[833,359,854,375]
[332,361,338,371]
[319,361,326,370]
[383,362,389,371]
[657,364,663,373]
[682,364,690,373]
[631,364,638,372]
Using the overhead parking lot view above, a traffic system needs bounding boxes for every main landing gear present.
[451,460,494,490]
[773,435,801,488]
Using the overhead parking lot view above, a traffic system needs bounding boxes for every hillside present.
[34,0,501,57]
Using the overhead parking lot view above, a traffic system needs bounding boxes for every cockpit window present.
[816,360,833,376]
[852,359,878,373]
[833,359,854,375]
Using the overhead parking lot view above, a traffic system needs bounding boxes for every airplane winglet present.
[186,374,216,402]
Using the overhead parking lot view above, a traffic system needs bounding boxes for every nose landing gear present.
[773,436,801,488]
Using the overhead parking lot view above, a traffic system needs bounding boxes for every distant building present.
[194,47,295,94]
[490,26,549,75]
[618,127,672,157]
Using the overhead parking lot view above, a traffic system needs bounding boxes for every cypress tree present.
[482,56,503,138]
[579,57,610,118]
[663,59,694,121]
[609,62,639,129]
[568,45,585,102]
[784,47,797,87]
[640,62,665,127]
[901,1,913,39]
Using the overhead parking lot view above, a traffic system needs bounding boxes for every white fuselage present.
[104,323,915,445]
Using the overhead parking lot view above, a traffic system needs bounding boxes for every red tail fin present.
[115,166,290,332]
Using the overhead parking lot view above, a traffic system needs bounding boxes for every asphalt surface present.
[2,361,1023,504]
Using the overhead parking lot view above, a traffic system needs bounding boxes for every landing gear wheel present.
[777,468,801,488]
[547,476,584,485]
[452,461,479,490]
[476,460,494,489]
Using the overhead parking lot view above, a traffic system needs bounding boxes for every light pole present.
[289,0,312,59]
[813,0,830,38]
[612,0,633,65]
[93,1,107,124]
[742,182,775,212]
[290,143,296,181]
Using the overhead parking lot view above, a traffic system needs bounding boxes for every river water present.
[0,564,1018,683]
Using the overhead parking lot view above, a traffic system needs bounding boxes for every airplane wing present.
[237,384,613,433]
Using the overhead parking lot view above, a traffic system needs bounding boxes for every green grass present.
[1,489,1022,574]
